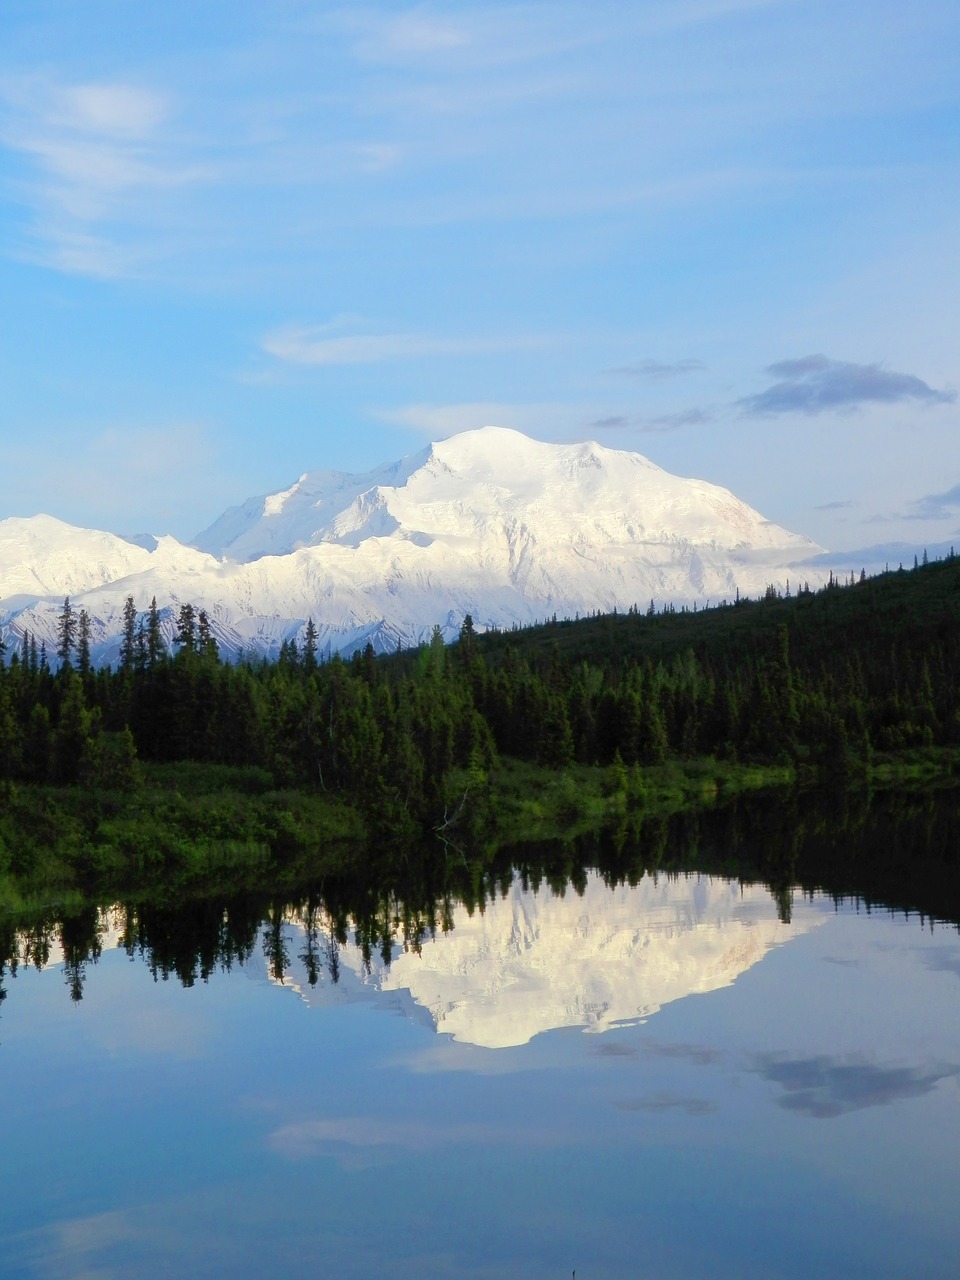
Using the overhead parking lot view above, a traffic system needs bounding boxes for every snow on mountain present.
[196,427,814,563]
[0,515,154,601]
[249,871,824,1049]
[192,449,427,561]
[0,426,830,663]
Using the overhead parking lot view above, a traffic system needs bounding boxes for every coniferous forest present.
[1,554,959,902]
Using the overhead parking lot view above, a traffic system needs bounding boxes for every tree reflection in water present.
[1,785,957,1008]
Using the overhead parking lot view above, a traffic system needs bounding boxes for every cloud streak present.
[740,355,956,416]
[263,323,551,367]
[607,357,705,379]
[589,407,713,432]
[614,1092,716,1116]
[264,327,493,366]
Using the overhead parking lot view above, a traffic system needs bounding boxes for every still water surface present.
[1,798,959,1279]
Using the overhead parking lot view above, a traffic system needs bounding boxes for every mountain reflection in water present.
[254,873,822,1047]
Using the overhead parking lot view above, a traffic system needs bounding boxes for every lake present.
[1,789,959,1279]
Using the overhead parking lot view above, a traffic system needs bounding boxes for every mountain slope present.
[0,426,829,663]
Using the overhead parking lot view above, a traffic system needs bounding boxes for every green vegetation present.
[1,554,959,902]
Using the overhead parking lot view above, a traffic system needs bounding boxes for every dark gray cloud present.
[589,407,713,434]
[908,482,960,521]
[608,357,705,379]
[648,407,712,430]
[813,499,856,512]
[589,415,632,430]
[740,355,956,417]
[615,1092,716,1116]
[752,1054,960,1119]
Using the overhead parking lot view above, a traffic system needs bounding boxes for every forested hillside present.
[1,556,958,837]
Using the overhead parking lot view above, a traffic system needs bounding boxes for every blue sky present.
[1,0,958,553]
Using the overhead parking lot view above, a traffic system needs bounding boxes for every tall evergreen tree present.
[303,617,318,673]
[56,597,77,669]
[120,596,138,673]
[175,603,197,654]
[147,597,162,668]
[135,619,147,670]
[197,610,218,661]
[77,609,92,677]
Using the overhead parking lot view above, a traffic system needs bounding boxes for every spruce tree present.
[77,609,92,677]
[197,610,218,661]
[303,617,318,673]
[56,597,77,669]
[147,597,162,668]
[120,596,138,673]
[175,603,197,654]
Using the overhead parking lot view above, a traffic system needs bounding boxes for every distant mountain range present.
[0,426,834,664]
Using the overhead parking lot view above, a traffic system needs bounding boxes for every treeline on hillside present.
[1,557,959,829]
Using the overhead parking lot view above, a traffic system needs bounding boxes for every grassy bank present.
[2,748,959,913]
[0,761,364,913]
[483,756,796,844]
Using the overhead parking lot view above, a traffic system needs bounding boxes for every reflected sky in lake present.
[1,870,959,1280]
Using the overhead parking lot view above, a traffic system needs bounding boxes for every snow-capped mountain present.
[0,426,829,664]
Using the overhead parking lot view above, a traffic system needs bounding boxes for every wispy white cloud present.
[0,74,212,275]
[263,323,551,366]
[264,328,477,366]
[337,4,598,71]
[1,76,169,139]
[352,10,472,62]
[607,357,705,379]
